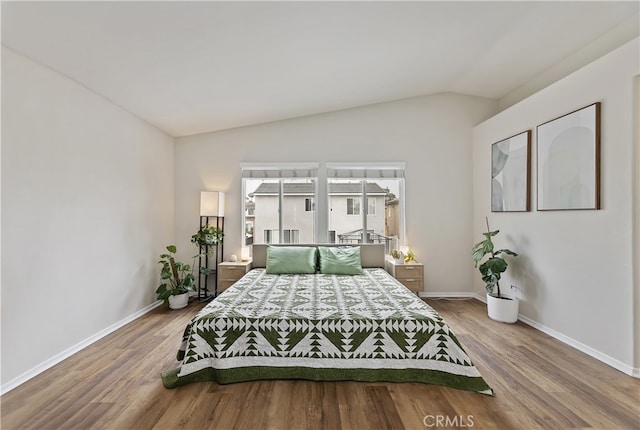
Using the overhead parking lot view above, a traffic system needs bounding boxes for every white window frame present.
[242,162,405,247]
[326,162,405,246]
[242,162,319,246]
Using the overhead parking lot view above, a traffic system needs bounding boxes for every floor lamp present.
[199,191,225,301]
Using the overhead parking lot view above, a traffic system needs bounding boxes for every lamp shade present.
[200,191,225,217]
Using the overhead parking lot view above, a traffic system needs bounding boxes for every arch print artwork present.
[537,102,601,211]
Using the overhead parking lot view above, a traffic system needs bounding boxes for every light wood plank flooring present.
[2,298,638,429]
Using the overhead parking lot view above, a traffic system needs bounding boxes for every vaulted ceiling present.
[2,1,638,137]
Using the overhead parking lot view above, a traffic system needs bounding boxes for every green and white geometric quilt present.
[161,268,493,395]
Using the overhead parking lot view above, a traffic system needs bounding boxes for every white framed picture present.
[491,130,531,212]
[537,102,601,211]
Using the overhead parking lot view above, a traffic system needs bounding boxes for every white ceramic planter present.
[168,293,189,310]
[486,293,519,323]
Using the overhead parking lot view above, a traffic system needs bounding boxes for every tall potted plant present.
[156,245,196,309]
[472,218,519,323]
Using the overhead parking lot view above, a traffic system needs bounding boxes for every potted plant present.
[403,249,416,264]
[156,245,196,309]
[390,249,405,264]
[191,225,224,282]
[472,218,519,323]
[191,225,224,250]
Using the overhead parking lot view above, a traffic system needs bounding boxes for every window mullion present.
[361,180,368,243]
[316,168,327,243]
[278,180,284,244]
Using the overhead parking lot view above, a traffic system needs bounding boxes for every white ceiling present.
[2,1,638,137]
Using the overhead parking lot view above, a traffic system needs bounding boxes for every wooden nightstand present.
[385,259,424,294]
[218,261,252,293]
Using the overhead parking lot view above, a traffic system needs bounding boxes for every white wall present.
[472,38,639,374]
[175,93,497,294]
[1,48,175,387]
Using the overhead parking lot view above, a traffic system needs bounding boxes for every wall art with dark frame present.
[491,130,531,212]
[537,102,601,211]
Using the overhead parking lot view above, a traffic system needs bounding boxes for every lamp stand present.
[197,215,224,302]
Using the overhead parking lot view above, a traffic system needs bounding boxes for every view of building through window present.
[244,179,316,245]
[244,174,403,252]
[328,179,400,252]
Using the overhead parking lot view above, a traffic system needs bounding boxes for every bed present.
[161,244,493,395]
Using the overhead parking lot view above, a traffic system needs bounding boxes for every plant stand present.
[198,215,224,302]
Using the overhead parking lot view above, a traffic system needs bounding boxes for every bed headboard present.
[251,243,386,268]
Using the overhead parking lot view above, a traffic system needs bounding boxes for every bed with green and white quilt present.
[161,244,493,395]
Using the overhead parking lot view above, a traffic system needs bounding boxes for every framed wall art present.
[491,130,531,212]
[537,102,601,211]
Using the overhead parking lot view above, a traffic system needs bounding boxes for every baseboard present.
[0,300,164,395]
[419,292,477,299]
[474,292,488,303]
[470,295,640,378]
[517,313,639,378]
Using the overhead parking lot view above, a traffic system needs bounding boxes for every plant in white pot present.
[472,218,519,323]
[390,249,405,264]
[156,245,196,310]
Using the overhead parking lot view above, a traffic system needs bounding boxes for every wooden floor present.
[2,298,639,429]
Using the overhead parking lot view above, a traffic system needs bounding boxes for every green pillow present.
[266,246,317,274]
[318,246,363,275]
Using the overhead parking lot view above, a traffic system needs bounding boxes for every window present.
[346,198,360,215]
[327,164,405,253]
[368,199,376,216]
[305,198,315,212]
[283,229,300,244]
[264,229,299,244]
[242,163,404,252]
[264,229,274,244]
[345,196,374,215]
[242,164,318,246]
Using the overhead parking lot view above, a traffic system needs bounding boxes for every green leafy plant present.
[191,225,224,247]
[156,245,196,303]
[390,249,404,260]
[404,250,416,263]
[472,218,518,298]
[191,225,224,274]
